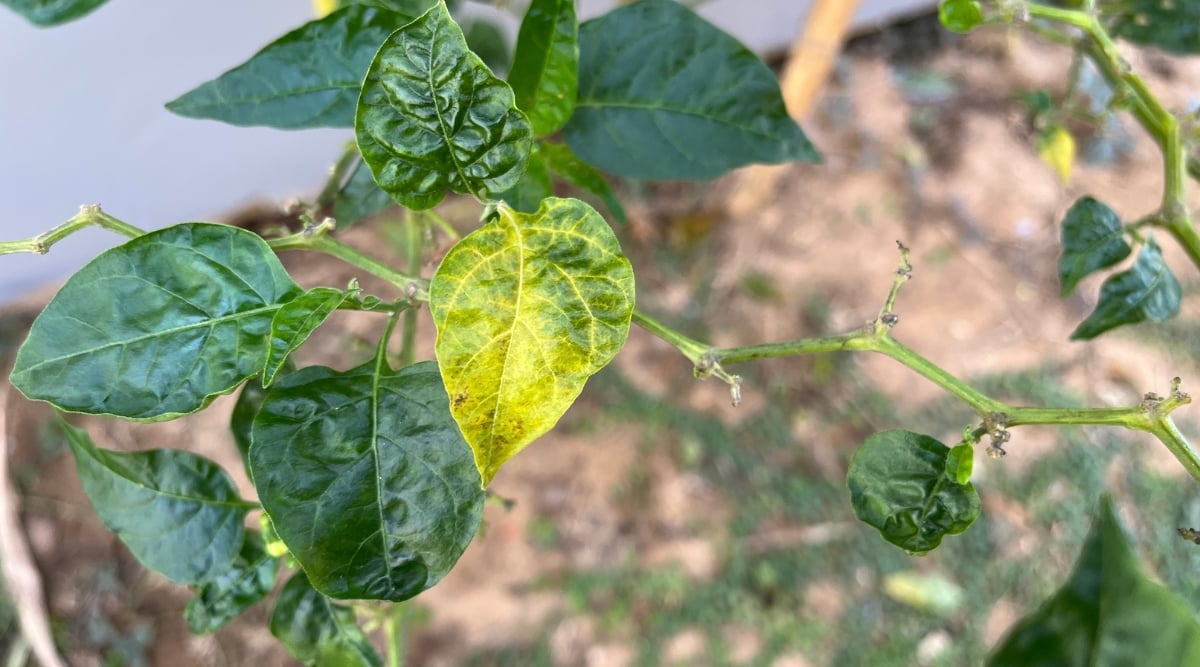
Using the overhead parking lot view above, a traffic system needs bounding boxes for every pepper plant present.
[4,0,1200,663]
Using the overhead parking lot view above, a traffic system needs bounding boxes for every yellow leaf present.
[312,0,337,18]
[1038,126,1075,185]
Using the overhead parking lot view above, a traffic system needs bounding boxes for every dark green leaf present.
[11,223,301,420]
[231,366,292,476]
[250,360,484,601]
[1059,196,1132,296]
[1070,238,1180,340]
[540,141,627,224]
[185,533,279,634]
[166,7,414,129]
[565,0,819,180]
[333,158,394,228]
[60,418,251,584]
[463,18,511,73]
[938,0,984,33]
[508,0,577,136]
[989,496,1200,666]
[271,572,382,667]
[847,429,981,554]
[356,0,533,209]
[1100,0,1200,54]
[0,0,107,26]
[497,144,553,212]
[265,286,350,387]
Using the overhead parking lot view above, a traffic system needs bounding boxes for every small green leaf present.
[540,141,627,224]
[333,158,394,228]
[11,223,301,420]
[946,442,974,485]
[508,0,578,136]
[429,198,636,485]
[565,0,818,180]
[989,496,1200,666]
[60,418,251,584]
[265,286,351,386]
[938,0,984,33]
[185,533,279,634]
[0,0,107,26]
[271,573,383,667]
[497,144,553,212]
[250,361,484,601]
[1070,237,1180,340]
[847,429,981,554]
[356,0,533,209]
[1059,196,1132,296]
[1101,0,1200,55]
[166,6,414,129]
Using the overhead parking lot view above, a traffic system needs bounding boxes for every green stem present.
[0,205,145,255]
[316,141,360,209]
[383,602,408,667]
[269,229,429,299]
[1149,418,1200,482]
[631,309,708,363]
[400,210,422,368]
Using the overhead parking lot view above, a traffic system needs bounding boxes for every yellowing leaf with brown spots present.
[429,198,635,485]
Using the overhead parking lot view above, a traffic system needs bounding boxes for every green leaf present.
[337,0,442,13]
[1059,196,1132,296]
[11,223,301,420]
[231,367,292,477]
[1070,237,1181,340]
[166,6,414,129]
[185,533,279,634]
[333,158,394,228]
[946,442,974,485]
[540,141,627,224]
[0,0,108,26]
[271,572,383,667]
[1100,0,1200,55]
[463,18,511,73]
[60,418,251,584]
[356,0,533,209]
[565,0,819,180]
[508,0,578,137]
[265,286,351,387]
[938,0,984,33]
[429,198,636,485]
[847,429,981,554]
[989,496,1200,666]
[497,144,553,213]
[250,360,484,601]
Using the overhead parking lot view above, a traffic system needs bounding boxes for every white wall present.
[0,1,934,303]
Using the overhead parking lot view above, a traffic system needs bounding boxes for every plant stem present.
[316,141,360,209]
[268,227,429,299]
[383,602,408,667]
[400,210,422,368]
[0,205,145,255]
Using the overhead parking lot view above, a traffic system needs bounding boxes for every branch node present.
[695,353,743,407]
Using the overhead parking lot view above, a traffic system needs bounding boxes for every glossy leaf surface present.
[429,198,635,484]
[990,497,1200,666]
[497,144,553,212]
[565,0,818,180]
[11,223,301,420]
[509,0,577,136]
[1101,0,1200,54]
[333,158,394,228]
[265,286,350,386]
[185,533,279,634]
[1059,196,1131,296]
[271,573,383,667]
[250,361,484,601]
[0,0,107,26]
[1070,238,1180,340]
[166,6,412,129]
[847,430,981,554]
[61,419,250,584]
[356,1,532,209]
[540,141,627,224]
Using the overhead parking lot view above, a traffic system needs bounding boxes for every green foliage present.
[565,0,818,180]
[185,533,279,634]
[847,430,982,554]
[11,223,301,420]
[539,141,627,224]
[1059,196,1132,296]
[356,1,532,209]
[270,572,383,667]
[1100,0,1200,54]
[938,0,985,33]
[508,0,578,137]
[1070,237,1181,340]
[333,157,393,228]
[0,0,107,26]
[166,7,416,129]
[990,497,1200,666]
[429,199,635,484]
[265,285,353,386]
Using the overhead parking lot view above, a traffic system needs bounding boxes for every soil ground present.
[6,16,1200,667]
